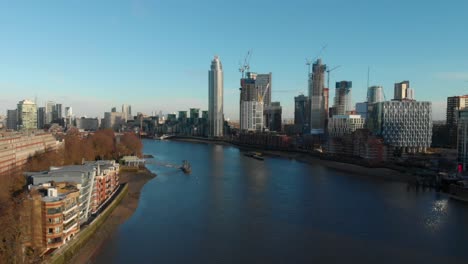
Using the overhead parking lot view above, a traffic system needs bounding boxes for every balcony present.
[63,213,78,224]
[63,204,77,215]
[63,222,78,234]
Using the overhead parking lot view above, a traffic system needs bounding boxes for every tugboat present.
[180,160,192,174]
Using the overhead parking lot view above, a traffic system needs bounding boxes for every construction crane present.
[239,50,252,79]
[305,44,328,75]
[326,65,341,89]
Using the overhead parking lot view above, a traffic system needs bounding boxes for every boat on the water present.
[154,134,171,140]
[180,160,192,174]
[244,151,264,161]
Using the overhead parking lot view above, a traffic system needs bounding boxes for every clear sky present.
[1,0,467,120]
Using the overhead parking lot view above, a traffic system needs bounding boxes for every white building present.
[240,101,263,132]
[368,101,432,153]
[328,115,365,137]
[240,72,265,132]
[208,56,224,137]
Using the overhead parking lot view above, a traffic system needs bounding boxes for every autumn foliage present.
[27,128,143,170]
[0,129,144,262]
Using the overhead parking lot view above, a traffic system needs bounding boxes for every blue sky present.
[1,0,467,120]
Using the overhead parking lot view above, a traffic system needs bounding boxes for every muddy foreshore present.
[69,168,156,264]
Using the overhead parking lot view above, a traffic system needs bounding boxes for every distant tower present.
[309,59,327,134]
[255,73,272,106]
[334,81,353,115]
[394,81,413,100]
[208,56,224,137]
[17,99,37,130]
[367,86,384,104]
[45,101,55,124]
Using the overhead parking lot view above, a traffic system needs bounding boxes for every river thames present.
[95,140,468,263]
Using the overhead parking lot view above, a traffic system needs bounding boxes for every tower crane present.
[239,50,252,79]
[326,65,341,89]
[305,44,328,75]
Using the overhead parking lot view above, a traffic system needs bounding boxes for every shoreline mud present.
[69,167,156,264]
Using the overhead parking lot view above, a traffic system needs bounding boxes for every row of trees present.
[0,129,144,262]
[27,128,143,171]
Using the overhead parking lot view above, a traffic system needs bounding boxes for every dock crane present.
[326,65,341,89]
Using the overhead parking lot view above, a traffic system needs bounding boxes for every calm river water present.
[95,140,468,263]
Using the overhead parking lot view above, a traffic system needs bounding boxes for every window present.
[47,207,62,215]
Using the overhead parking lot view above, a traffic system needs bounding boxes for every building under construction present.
[334,81,353,115]
[308,59,327,134]
[240,72,270,132]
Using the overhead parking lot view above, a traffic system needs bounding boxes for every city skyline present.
[1,1,468,120]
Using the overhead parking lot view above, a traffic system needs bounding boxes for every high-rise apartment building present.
[309,59,327,134]
[6,109,17,130]
[208,56,224,137]
[294,94,310,134]
[178,111,188,121]
[447,95,468,128]
[255,73,272,107]
[240,72,264,131]
[394,81,414,100]
[264,102,282,132]
[458,109,468,173]
[122,104,132,121]
[334,81,353,115]
[17,100,37,130]
[190,108,200,119]
[37,107,46,129]
[45,101,55,124]
[55,103,63,120]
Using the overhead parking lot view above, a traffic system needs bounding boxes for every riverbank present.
[169,137,414,182]
[69,167,156,264]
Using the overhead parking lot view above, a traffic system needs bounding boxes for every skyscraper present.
[208,56,224,137]
[37,107,46,129]
[264,102,282,132]
[240,72,264,131]
[17,99,37,130]
[334,81,353,115]
[122,104,132,121]
[447,95,468,128]
[309,59,327,134]
[458,109,468,172]
[394,81,414,100]
[56,103,63,119]
[45,101,55,124]
[294,94,310,134]
[6,109,17,130]
[447,95,468,148]
[255,73,272,106]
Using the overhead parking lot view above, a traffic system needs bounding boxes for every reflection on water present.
[95,140,468,264]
